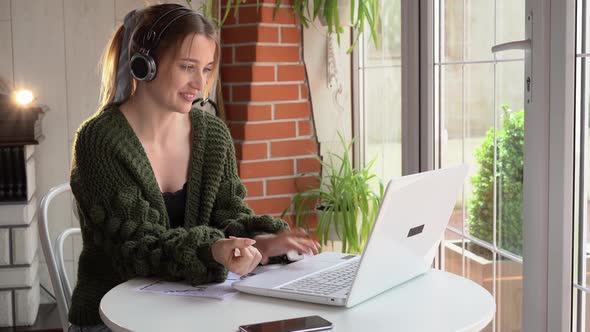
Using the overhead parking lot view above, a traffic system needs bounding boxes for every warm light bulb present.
[14,89,34,106]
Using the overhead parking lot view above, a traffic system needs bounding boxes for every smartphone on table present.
[238,315,333,332]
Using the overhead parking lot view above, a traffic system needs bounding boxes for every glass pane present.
[448,195,465,234]
[364,0,401,67]
[441,0,494,62]
[496,61,525,257]
[577,41,590,330]
[576,55,590,315]
[464,0,495,61]
[584,56,590,283]
[496,61,525,113]
[496,256,523,332]
[464,64,495,143]
[580,0,590,54]
[577,0,582,55]
[441,64,464,168]
[463,65,496,246]
[585,57,590,290]
[434,0,440,62]
[444,238,499,332]
[442,0,464,63]
[581,55,590,332]
[442,63,495,244]
[495,0,525,60]
[363,67,402,181]
[437,1,526,330]
[463,242,494,332]
[359,0,401,183]
[443,229,464,277]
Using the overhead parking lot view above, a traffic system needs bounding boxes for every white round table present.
[100,269,495,332]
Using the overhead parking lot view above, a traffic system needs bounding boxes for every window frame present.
[353,0,576,330]
[526,0,575,330]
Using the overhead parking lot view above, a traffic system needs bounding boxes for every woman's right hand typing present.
[211,236,262,275]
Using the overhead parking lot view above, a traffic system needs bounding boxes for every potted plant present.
[187,0,381,52]
[274,0,380,52]
[282,132,384,254]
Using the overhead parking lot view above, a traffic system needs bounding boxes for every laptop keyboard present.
[279,260,360,296]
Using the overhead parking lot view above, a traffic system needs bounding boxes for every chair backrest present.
[38,183,80,332]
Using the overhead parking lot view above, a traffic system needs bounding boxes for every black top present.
[162,183,187,228]
[163,182,291,264]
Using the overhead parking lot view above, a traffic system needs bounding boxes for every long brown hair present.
[98,4,220,110]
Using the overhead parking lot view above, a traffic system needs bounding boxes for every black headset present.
[130,6,198,81]
[193,97,219,117]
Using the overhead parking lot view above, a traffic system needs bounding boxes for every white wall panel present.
[64,0,115,141]
[0,0,10,21]
[11,1,70,272]
[0,21,13,88]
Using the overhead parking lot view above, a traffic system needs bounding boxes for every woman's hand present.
[211,236,262,275]
[253,229,320,265]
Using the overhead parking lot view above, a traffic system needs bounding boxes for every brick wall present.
[220,0,320,229]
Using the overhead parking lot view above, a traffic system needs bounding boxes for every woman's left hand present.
[253,229,320,264]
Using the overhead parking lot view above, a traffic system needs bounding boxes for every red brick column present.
[220,0,320,227]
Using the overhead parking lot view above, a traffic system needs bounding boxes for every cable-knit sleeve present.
[210,129,289,238]
[70,120,227,285]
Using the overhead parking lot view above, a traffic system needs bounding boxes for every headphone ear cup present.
[130,52,157,81]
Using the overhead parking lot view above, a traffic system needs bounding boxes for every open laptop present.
[233,164,469,308]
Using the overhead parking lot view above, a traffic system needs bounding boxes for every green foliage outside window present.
[467,106,524,257]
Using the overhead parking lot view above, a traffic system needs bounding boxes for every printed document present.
[134,265,281,299]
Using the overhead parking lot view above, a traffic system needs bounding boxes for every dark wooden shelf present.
[0,104,47,147]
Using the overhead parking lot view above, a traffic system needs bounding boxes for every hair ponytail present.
[201,28,220,101]
[98,25,125,110]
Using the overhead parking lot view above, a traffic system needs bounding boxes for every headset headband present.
[142,7,198,51]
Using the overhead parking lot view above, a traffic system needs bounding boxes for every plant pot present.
[319,213,357,253]
[316,206,371,254]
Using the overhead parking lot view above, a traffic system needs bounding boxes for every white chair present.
[38,183,81,332]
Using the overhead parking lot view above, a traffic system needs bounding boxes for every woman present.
[68,4,318,331]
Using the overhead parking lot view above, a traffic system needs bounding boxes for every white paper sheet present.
[134,264,281,300]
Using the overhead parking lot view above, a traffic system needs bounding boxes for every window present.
[356,0,403,182]
[356,1,575,329]
[435,1,525,331]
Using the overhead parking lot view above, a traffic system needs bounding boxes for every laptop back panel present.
[346,165,468,307]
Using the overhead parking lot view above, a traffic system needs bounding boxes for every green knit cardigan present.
[68,104,288,326]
